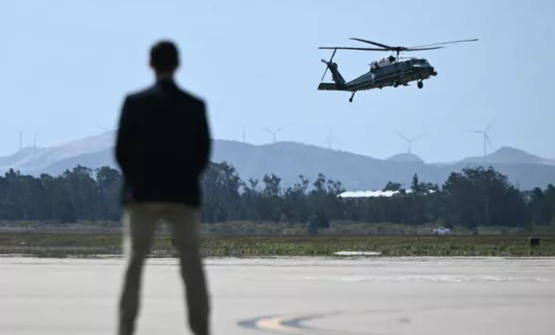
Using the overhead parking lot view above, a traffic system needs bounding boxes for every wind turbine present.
[96,124,117,132]
[470,120,494,156]
[33,129,39,149]
[397,131,423,154]
[207,112,218,123]
[263,124,288,143]
[242,125,247,143]
[323,128,341,150]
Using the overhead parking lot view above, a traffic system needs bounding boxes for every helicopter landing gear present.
[349,91,355,103]
[417,80,424,89]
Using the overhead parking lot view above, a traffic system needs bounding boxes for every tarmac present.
[1,256,554,335]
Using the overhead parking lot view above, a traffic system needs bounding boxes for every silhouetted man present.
[115,40,211,335]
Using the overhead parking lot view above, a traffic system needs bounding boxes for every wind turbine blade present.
[412,134,424,142]
[276,124,289,133]
[486,134,493,148]
[396,131,409,142]
[486,119,495,132]
[263,128,273,134]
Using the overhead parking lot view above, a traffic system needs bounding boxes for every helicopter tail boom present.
[317,83,342,91]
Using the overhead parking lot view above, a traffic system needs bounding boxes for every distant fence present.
[0,227,307,236]
[0,227,125,235]
[0,226,529,236]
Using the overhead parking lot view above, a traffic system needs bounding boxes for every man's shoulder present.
[122,84,206,111]
[177,87,206,108]
[123,85,157,102]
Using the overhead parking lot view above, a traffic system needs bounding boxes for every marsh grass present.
[0,233,554,258]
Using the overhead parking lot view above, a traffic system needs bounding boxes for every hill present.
[0,131,114,175]
[458,146,547,165]
[386,153,425,163]
[1,131,554,191]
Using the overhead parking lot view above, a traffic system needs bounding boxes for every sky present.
[0,0,554,163]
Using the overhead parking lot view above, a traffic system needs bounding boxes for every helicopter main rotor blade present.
[319,47,390,51]
[408,38,478,49]
[405,46,444,51]
[349,38,393,50]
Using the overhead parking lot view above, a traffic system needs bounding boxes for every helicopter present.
[317,37,478,102]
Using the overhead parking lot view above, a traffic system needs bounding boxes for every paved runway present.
[1,256,554,335]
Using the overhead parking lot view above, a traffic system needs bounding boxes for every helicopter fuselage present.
[345,57,437,91]
[317,36,477,102]
[317,56,438,102]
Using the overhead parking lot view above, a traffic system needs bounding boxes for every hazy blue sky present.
[1,0,553,162]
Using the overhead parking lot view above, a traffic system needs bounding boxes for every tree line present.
[0,162,554,230]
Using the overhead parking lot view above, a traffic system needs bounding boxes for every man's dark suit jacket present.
[115,79,211,207]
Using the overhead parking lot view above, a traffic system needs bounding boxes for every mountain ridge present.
[1,131,554,191]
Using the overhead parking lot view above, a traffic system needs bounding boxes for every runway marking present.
[238,310,402,335]
[238,312,345,334]
[240,303,525,334]
[238,314,312,333]
[256,315,304,333]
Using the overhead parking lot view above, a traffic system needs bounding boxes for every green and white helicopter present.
[318,37,478,102]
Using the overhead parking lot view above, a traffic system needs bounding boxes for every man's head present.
[149,40,179,76]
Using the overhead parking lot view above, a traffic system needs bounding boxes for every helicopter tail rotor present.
[320,48,337,81]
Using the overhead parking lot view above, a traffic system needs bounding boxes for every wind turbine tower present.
[264,124,288,143]
[323,128,340,150]
[33,129,39,149]
[397,132,423,154]
[19,130,23,151]
[471,120,494,156]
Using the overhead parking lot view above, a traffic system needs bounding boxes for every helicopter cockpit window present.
[411,59,424,66]
[413,59,430,66]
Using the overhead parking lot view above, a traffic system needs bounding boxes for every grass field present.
[3,219,553,235]
[0,233,554,258]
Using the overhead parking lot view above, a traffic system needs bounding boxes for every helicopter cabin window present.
[380,65,392,75]
[398,61,410,71]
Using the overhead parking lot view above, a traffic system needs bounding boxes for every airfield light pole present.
[484,195,490,226]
